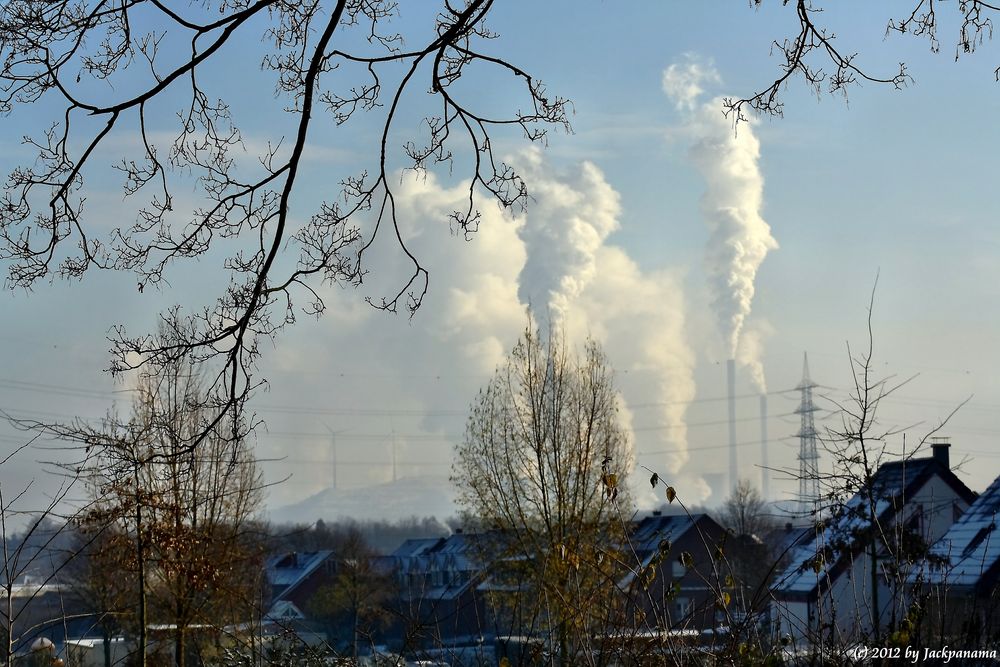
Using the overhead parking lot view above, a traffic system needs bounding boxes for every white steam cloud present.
[663,57,778,375]
[662,56,721,112]
[736,319,775,393]
[564,249,697,481]
[265,153,702,510]
[509,152,696,493]
[515,148,621,323]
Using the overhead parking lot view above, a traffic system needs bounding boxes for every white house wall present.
[771,470,972,645]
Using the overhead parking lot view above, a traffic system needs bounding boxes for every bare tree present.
[452,319,632,666]
[0,442,94,665]
[815,287,968,644]
[769,284,974,657]
[67,515,137,667]
[726,1,1000,121]
[306,527,393,661]
[718,479,774,540]
[0,1,569,444]
[60,337,267,667]
[1,1,997,450]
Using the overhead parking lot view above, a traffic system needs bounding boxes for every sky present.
[1,1,999,523]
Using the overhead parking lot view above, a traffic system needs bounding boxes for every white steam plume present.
[736,319,774,393]
[663,57,777,367]
[267,156,700,510]
[512,152,697,500]
[514,148,620,323]
[565,248,697,503]
[662,55,721,112]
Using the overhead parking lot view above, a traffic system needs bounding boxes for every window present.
[672,561,686,578]
[674,597,690,618]
[905,504,924,537]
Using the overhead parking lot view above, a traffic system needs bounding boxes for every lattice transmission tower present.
[795,352,821,516]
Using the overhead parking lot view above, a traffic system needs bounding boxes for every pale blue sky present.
[1,2,998,518]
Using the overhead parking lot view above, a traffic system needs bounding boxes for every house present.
[264,550,334,615]
[911,471,1000,642]
[2,575,101,659]
[64,636,132,666]
[770,442,976,645]
[262,550,335,643]
[390,531,492,649]
[620,512,732,633]
[388,515,734,637]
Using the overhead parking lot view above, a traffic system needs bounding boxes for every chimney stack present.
[930,437,951,469]
[727,359,737,492]
[760,394,769,500]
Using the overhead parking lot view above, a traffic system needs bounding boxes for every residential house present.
[2,575,104,660]
[912,471,1000,642]
[770,442,976,645]
[620,512,731,633]
[384,515,739,663]
[262,550,335,645]
[391,532,491,649]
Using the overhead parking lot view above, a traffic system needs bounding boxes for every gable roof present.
[393,532,485,601]
[265,550,333,600]
[773,455,975,598]
[920,474,1000,589]
[265,600,306,621]
[392,537,446,559]
[631,514,703,554]
[619,513,716,588]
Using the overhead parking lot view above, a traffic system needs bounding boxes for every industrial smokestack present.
[760,394,769,500]
[727,359,737,492]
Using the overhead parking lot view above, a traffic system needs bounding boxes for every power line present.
[638,435,796,457]
[4,373,996,418]
[0,378,129,401]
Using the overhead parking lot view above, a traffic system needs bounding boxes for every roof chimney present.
[930,437,951,469]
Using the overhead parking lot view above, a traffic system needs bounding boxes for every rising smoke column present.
[736,319,774,393]
[662,57,778,386]
[510,151,700,500]
[266,155,705,509]
[514,148,621,324]
[566,249,698,477]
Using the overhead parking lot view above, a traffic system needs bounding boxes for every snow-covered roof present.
[392,532,484,601]
[772,456,968,597]
[920,474,1000,588]
[264,550,333,599]
[392,537,446,559]
[64,638,127,649]
[630,514,699,554]
[619,514,704,588]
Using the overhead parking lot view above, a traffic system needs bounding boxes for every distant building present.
[2,575,94,657]
[770,442,976,645]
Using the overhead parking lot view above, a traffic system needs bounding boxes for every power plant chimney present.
[727,359,737,492]
[760,394,769,500]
